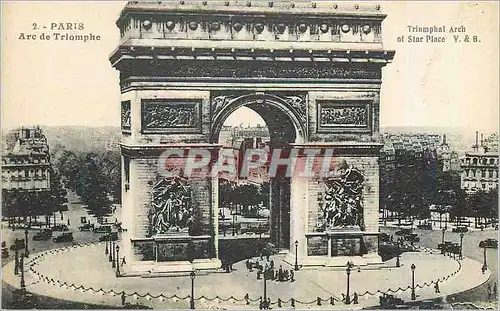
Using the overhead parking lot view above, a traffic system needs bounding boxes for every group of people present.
[487,282,497,301]
[245,256,295,283]
[258,297,272,310]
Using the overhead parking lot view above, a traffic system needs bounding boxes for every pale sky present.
[2,1,499,133]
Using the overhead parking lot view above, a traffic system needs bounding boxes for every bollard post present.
[278,298,282,307]
[317,297,321,306]
[290,298,295,308]
[330,296,335,305]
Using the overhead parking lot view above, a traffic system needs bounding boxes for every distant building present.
[460,132,498,193]
[2,126,51,191]
[218,124,270,184]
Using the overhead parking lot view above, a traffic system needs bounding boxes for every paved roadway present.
[1,192,121,309]
[382,226,499,307]
[2,192,118,263]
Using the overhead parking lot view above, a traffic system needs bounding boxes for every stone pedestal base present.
[282,252,383,268]
[122,258,222,277]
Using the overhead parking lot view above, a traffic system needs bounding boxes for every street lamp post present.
[112,241,116,268]
[396,243,401,267]
[482,246,487,271]
[232,214,236,237]
[14,241,19,275]
[345,265,351,304]
[105,235,109,255]
[410,264,416,300]
[24,229,29,258]
[294,240,299,271]
[190,270,196,309]
[263,267,268,301]
[20,255,26,290]
[459,233,464,260]
[108,238,112,262]
[116,245,120,276]
[441,228,446,254]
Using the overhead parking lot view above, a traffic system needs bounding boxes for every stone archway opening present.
[212,94,305,254]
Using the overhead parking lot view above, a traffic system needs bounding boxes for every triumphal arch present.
[110,0,394,274]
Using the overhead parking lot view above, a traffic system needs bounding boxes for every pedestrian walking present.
[493,282,497,298]
[353,292,359,304]
[434,281,440,293]
[290,269,295,282]
[487,284,492,301]
[278,265,283,282]
[270,259,274,269]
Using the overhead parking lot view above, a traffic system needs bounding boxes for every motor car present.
[452,226,468,233]
[33,229,52,241]
[479,238,498,249]
[93,225,112,233]
[78,223,94,231]
[99,232,118,242]
[379,233,391,243]
[52,224,68,231]
[437,241,453,250]
[404,233,420,242]
[9,239,25,251]
[12,289,38,309]
[416,223,432,230]
[395,228,412,236]
[53,232,74,243]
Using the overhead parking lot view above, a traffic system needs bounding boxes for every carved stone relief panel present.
[317,161,365,231]
[121,100,131,131]
[141,99,202,133]
[317,101,371,133]
[149,176,193,236]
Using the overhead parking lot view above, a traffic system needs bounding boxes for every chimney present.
[473,131,479,151]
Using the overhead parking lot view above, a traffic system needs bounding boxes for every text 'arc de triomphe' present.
[110,0,394,274]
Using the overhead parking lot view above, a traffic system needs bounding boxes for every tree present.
[54,150,82,191]
[77,153,112,217]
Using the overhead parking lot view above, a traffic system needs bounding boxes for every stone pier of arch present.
[110,0,395,275]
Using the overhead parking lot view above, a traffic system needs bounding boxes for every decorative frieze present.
[120,61,382,84]
[121,100,131,131]
[141,99,202,133]
[119,15,382,44]
[317,101,372,133]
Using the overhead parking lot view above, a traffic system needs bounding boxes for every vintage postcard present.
[1,1,498,310]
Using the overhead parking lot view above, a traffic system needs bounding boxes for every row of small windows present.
[464,157,497,165]
[462,169,498,179]
[2,169,49,178]
[463,182,498,190]
[3,157,48,165]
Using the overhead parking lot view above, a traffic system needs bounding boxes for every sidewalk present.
[3,242,490,309]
